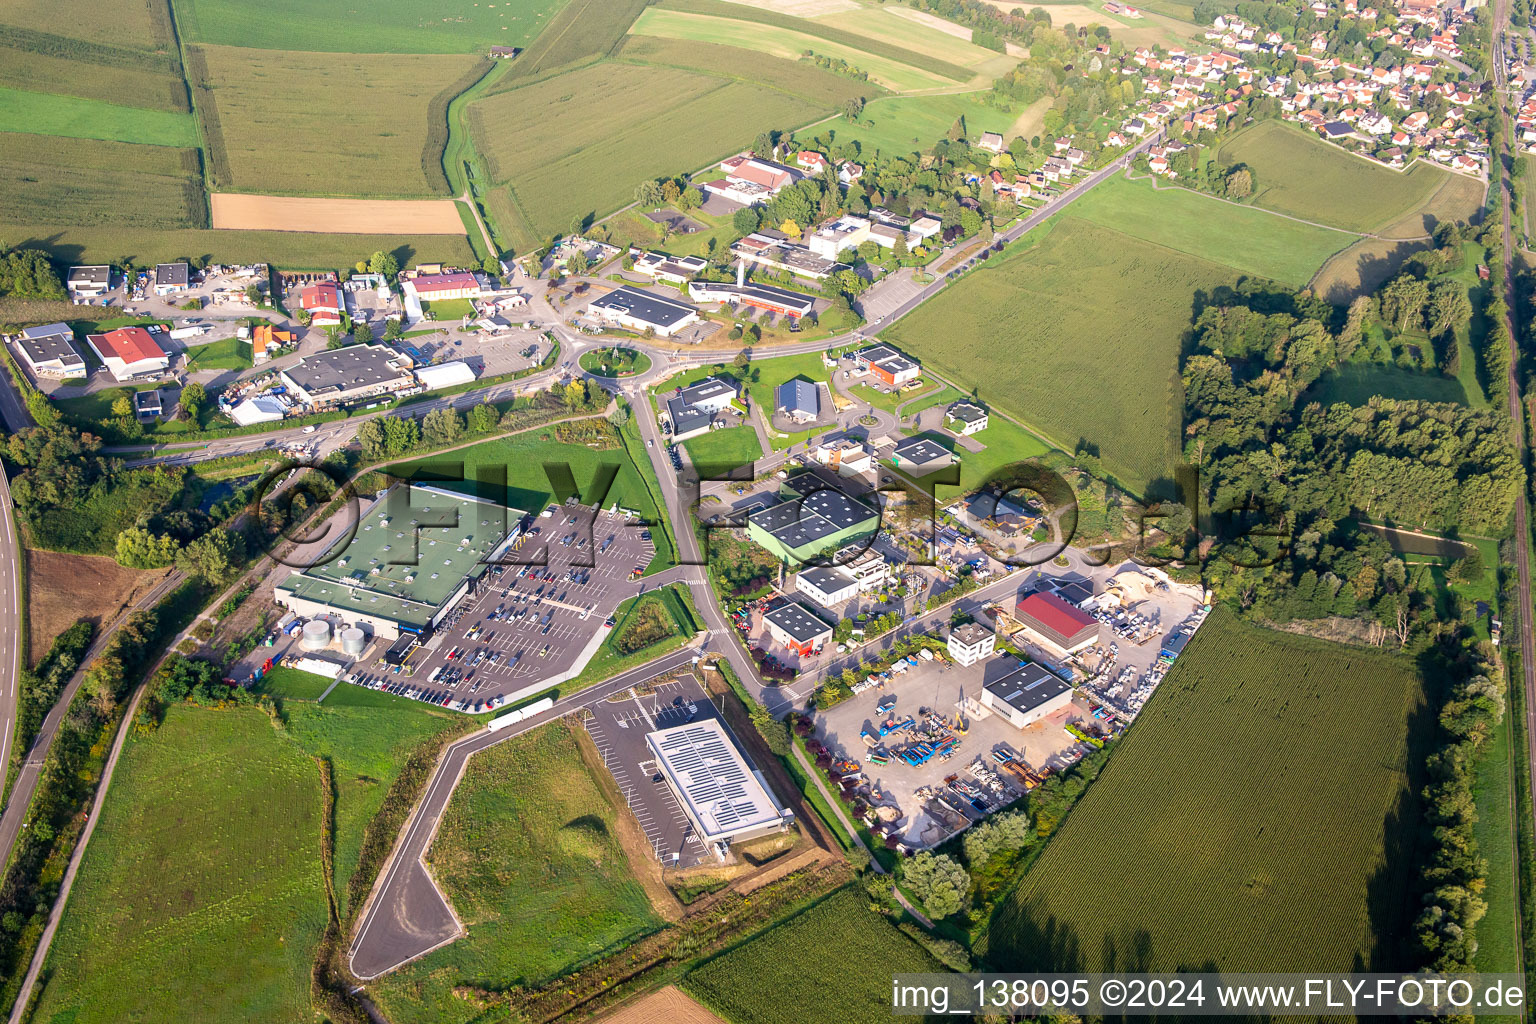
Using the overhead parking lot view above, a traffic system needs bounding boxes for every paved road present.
[1493,0,1535,980]
[347,645,701,979]
[0,476,21,800]
[0,570,184,872]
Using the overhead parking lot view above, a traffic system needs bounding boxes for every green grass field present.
[177,0,568,53]
[370,720,662,1024]
[421,297,476,321]
[184,336,253,371]
[252,664,334,700]
[571,584,698,686]
[1218,120,1471,235]
[1471,704,1521,977]
[0,88,198,146]
[684,425,764,474]
[955,414,1057,491]
[1070,174,1356,287]
[885,216,1235,495]
[195,45,480,196]
[985,609,1431,973]
[684,888,943,1024]
[833,90,1022,159]
[631,8,953,92]
[493,0,652,82]
[0,133,205,230]
[1305,362,1475,408]
[385,428,666,538]
[471,60,825,249]
[814,6,1018,72]
[30,706,329,1024]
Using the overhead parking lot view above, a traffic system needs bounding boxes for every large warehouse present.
[747,488,879,565]
[587,285,700,337]
[646,719,793,850]
[275,485,525,640]
[1013,590,1099,656]
[279,345,417,408]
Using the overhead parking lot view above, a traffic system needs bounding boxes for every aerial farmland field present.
[370,721,664,1024]
[1218,120,1482,234]
[0,87,199,147]
[884,216,1236,495]
[614,34,884,107]
[1068,173,1357,287]
[983,609,1431,974]
[0,133,205,229]
[471,61,825,248]
[0,0,175,48]
[28,707,330,1024]
[192,45,483,197]
[630,8,955,91]
[176,0,569,53]
[684,888,943,1024]
[0,46,188,112]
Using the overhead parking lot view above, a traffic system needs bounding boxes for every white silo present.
[340,627,367,657]
[300,619,331,652]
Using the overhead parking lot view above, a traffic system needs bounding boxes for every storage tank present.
[340,627,367,657]
[300,619,331,652]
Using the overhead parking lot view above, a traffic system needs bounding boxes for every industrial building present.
[730,232,845,281]
[948,622,996,667]
[775,378,820,423]
[853,344,921,387]
[746,487,879,565]
[794,565,859,608]
[405,271,483,302]
[981,660,1074,728]
[764,601,834,657]
[153,262,189,295]
[587,285,700,337]
[687,279,816,319]
[66,265,112,299]
[279,345,416,408]
[275,485,525,641]
[1013,591,1099,656]
[12,324,85,378]
[646,719,793,849]
[631,251,707,284]
[85,326,170,381]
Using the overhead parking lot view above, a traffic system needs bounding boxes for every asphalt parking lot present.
[582,672,719,866]
[354,505,655,712]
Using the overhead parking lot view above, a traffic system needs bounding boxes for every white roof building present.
[646,719,792,847]
[226,395,287,426]
[414,360,476,391]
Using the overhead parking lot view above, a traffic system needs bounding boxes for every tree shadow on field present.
[1361,649,1442,971]
[390,243,417,269]
[16,234,84,268]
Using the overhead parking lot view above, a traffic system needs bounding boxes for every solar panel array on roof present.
[647,720,785,841]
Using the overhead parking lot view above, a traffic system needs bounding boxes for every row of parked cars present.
[346,671,508,715]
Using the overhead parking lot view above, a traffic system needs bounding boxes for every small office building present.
[663,375,739,442]
[853,344,921,387]
[66,265,112,299]
[764,601,834,657]
[775,378,820,423]
[153,262,190,295]
[794,565,859,608]
[948,622,996,667]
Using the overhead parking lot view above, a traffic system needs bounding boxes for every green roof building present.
[276,485,525,640]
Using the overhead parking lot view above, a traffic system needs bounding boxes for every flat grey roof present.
[765,601,833,643]
[985,661,1072,716]
[893,435,951,464]
[589,285,696,329]
[15,325,82,368]
[155,262,189,287]
[646,720,784,842]
[282,345,410,397]
[678,375,736,407]
[797,565,852,594]
[666,395,711,436]
[947,401,986,423]
[66,265,110,287]
[950,621,992,646]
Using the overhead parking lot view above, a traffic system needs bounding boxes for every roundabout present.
[578,347,653,378]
